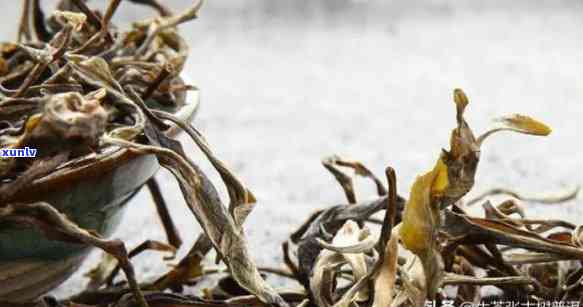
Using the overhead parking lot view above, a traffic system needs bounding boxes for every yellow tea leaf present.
[453,88,468,120]
[23,113,42,133]
[497,114,552,136]
[400,158,444,255]
[478,114,552,145]
[431,158,449,196]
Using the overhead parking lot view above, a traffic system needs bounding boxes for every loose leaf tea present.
[1,2,581,307]
[1,1,283,307]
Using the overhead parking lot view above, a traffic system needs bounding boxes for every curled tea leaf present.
[453,88,469,123]
[466,185,580,207]
[399,158,445,299]
[70,56,122,92]
[136,0,205,55]
[53,10,87,31]
[498,114,552,136]
[103,136,288,307]
[399,158,443,256]
[152,235,208,291]
[315,230,377,254]
[478,114,552,145]
[4,92,108,164]
[371,236,398,307]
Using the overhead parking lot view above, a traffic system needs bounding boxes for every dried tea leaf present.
[136,0,204,55]
[371,236,398,307]
[126,0,172,17]
[443,273,532,287]
[5,0,580,304]
[148,111,258,274]
[477,114,552,145]
[104,240,176,287]
[0,1,222,305]
[296,195,406,289]
[70,56,122,92]
[443,208,583,260]
[103,136,288,307]
[399,158,444,256]
[453,88,469,115]
[331,221,370,301]
[18,0,32,43]
[322,155,388,202]
[224,288,306,306]
[431,157,449,196]
[146,178,183,249]
[0,152,69,202]
[316,230,377,254]
[321,167,401,307]
[0,92,108,176]
[397,256,427,307]
[322,156,357,204]
[466,185,580,207]
[53,10,87,31]
[438,88,480,206]
[27,92,107,149]
[152,235,208,291]
[152,110,256,226]
[450,258,481,305]
[309,251,345,307]
[497,114,552,136]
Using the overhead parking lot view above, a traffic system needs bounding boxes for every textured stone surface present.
[1,0,581,298]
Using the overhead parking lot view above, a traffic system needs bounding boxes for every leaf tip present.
[453,88,469,113]
[498,114,552,136]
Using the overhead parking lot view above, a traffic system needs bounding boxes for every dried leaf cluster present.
[283,90,579,307]
[1,2,581,307]
[2,1,283,307]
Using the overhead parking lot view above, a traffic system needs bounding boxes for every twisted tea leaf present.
[151,234,208,291]
[443,208,583,261]
[466,186,580,207]
[0,1,226,306]
[296,195,406,288]
[321,220,371,302]
[143,109,259,291]
[146,177,183,249]
[151,110,256,225]
[102,136,288,307]
[53,10,87,31]
[104,240,176,287]
[398,157,446,300]
[136,0,204,55]
[370,167,399,307]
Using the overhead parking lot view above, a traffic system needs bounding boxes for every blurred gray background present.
[1,0,582,297]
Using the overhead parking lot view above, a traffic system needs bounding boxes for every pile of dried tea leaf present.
[285,90,581,307]
[1,1,285,307]
[1,1,582,307]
